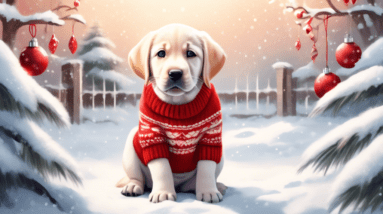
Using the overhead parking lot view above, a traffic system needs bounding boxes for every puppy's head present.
[128,24,225,97]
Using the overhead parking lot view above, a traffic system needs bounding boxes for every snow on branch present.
[61,14,86,25]
[310,66,383,117]
[328,134,383,213]
[0,111,81,185]
[0,40,69,127]
[0,3,64,26]
[286,0,383,24]
[300,105,383,174]
[79,47,123,64]
[81,36,116,49]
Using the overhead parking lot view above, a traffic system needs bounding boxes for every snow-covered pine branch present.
[310,66,383,117]
[300,105,383,174]
[0,111,81,184]
[0,41,69,127]
[328,134,383,213]
[79,47,123,66]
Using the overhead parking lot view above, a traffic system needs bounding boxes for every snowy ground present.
[15,101,375,214]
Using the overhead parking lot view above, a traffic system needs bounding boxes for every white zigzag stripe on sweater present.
[139,111,222,130]
[169,147,197,155]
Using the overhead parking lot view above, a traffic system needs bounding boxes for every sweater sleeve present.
[198,113,223,163]
[138,115,169,165]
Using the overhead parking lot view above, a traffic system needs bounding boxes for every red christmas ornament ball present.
[49,34,59,54]
[335,41,362,69]
[74,0,80,7]
[20,38,49,76]
[68,35,78,54]
[314,72,341,98]
[295,38,301,51]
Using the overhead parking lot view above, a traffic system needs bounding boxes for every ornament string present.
[324,15,329,68]
[29,24,37,38]
[72,22,75,34]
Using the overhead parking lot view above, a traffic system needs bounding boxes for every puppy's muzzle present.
[169,70,183,82]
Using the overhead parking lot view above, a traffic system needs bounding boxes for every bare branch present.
[6,0,15,5]
[52,5,78,12]
[326,0,341,13]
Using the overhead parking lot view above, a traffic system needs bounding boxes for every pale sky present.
[10,0,373,92]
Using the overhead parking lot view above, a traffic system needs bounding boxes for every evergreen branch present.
[0,84,67,128]
[329,170,383,213]
[298,133,374,174]
[0,169,62,210]
[309,83,383,117]
[0,126,82,186]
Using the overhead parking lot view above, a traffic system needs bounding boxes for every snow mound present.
[292,62,320,82]
[337,37,383,76]
[0,40,69,125]
[314,65,383,110]
[81,36,116,49]
[272,62,293,70]
[330,134,383,203]
[0,3,64,25]
[79,47,123,64]
[302,105,383,165]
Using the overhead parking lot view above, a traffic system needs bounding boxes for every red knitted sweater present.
[133,83,222,173]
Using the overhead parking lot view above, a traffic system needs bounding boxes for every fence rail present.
[44,61,315,123]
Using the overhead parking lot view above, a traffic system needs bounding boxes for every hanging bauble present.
[296,10,305,19]
[295,38,301,51]
[335,34,362,69]
[20,38,49,76]
[351,0,356,4]
[314,67,341,98]
[304,17,313,34]
[311,44,318,62]
[343,0,349,5]
[49,34,59,54]
[68,35,78,54]
[74,0,80,7]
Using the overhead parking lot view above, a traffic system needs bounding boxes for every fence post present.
[61,61,83,124]
[272,62,296,117]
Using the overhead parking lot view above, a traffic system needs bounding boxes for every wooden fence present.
[45,62,314,123]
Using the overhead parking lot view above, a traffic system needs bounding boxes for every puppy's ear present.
[128,31,156,85]
[200,32,226,88]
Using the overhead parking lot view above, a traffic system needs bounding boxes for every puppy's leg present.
[117,127,145,196]
[147,158,177,203]
[215,157,227,195]
[196,159,224,203]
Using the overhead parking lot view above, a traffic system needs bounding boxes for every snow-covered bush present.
[0,40,84,212]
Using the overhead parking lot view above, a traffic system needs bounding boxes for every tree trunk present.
[2,20,21,50]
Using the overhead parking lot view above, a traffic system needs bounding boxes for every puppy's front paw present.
[196,188,223,203]
[149,191,176,203]
[121,179,144,197]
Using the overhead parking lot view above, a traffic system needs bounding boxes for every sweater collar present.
[143,83,212,119]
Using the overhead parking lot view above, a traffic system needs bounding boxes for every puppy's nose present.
[169,70,183,81]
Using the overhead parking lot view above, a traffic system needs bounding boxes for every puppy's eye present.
[157,50,166,58]
[187,50,196,58]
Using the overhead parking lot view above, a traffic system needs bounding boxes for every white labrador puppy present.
[116,24,227,203]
